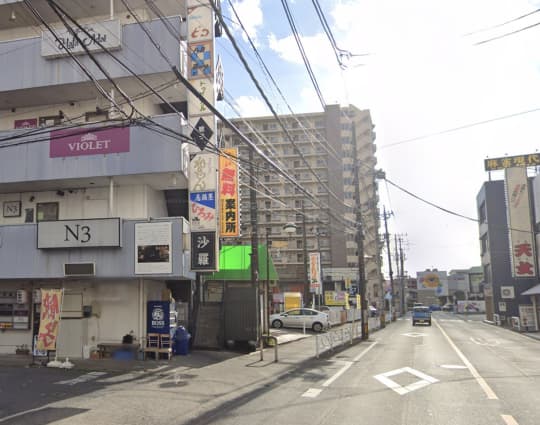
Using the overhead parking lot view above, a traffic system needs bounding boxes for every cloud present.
[228,0,264,46]
[228,95,270,117]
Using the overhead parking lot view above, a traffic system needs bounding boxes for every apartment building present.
[0,1,220,356]
[221,104,383,309]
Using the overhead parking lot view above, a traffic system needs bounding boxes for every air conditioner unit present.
[64,263,95,276]
[501,286,515,299]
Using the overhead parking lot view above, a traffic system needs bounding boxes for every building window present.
[294,160,301,168]
[295,200,301,208]
[295,213,302,222]
[480,234,488,255]
[264,175,270,182]
[296,240,303,249]
[262,123,268,131]
[36,202,59,222]
[297,253,303,262]
[478,201,487,223]
[265,201,271,209]
[265,213,271,222]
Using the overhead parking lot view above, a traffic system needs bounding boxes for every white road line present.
[321,341,378,388]
[302,388,323,398]
[501,415,519,425]
[0,406,52,423]
[434,319,498,400]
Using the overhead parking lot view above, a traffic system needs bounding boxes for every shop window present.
[36,202,59,222]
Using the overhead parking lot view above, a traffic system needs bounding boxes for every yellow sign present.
[219,148,240,237]
[485,153,540,171]
[37,289,63,351]
[325,291,348,306]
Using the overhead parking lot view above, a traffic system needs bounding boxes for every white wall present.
[0,184,169,224]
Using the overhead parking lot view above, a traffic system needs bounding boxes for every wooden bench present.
[97,343,140,359]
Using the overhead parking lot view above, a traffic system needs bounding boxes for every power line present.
[464,7,540,36]
[474,21,540,45]
[380,107,540,149]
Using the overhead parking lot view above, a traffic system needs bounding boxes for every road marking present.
[501,415,519,425]
[302,388,323,398]
[401,332,426,338]
[0,406,51,423]
[470,337,500,347]
[440,364,467,369]
[374,367,438,395]
[434,319,498,400]
[55,371,107,385]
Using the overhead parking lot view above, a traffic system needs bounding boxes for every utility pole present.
[353,122,368,340]
[399,236,405,314]
[301,200,310,308]
[394,234,400,317]
[248,149,260,343]
[383,206,395,321]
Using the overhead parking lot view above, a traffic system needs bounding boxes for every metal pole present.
[383,207,395,320]
[265,230,270,335]
[394,235,400,317]
[248,149,260,346]
[399,237,405,314]
[353,122,368,340]
[301,200,310,307]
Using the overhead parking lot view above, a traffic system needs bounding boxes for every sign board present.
[191,231,217,271]
[187,79,215,117]
[50,127,130,158]
[519,304,538,331]
[135,222,172,274]
[505,167,536,277]
[485,153,540,171]
[147,301,170,334]
[309,252,322,294]
[42,19,122,58]
[37,289,63,351]
[190,191,217,230]
[219,148,240,237]
[189,153,217,192]
[416,271,449,296]
[38,218,121,248]
[324,291,349,306]
[14,118,37,129]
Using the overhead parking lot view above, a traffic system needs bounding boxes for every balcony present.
[0,113,189,192]
[0,217,194,279]
[0,15,187,108]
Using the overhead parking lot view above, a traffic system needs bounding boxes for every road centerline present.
[434,319,499,400]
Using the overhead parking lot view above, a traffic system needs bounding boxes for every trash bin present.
[174,326,191,355]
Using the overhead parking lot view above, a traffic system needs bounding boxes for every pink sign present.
[14,118,37,129]
[50,127,130,158]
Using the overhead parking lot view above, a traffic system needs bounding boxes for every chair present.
[143,333,160,360]
[158,333,173,360]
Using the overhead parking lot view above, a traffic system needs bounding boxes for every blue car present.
[429,304,441,311]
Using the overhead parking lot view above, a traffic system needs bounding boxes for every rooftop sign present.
[484,153,540,171]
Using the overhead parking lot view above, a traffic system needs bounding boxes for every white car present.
[270,308,329,332]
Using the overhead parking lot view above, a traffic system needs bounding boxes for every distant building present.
[221,104,383,309]
[476,172,539,327]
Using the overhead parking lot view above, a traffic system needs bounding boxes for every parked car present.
[429,304,441,311]
[442,303,454,312]
[270,308,329,332]
[412,306,432,326]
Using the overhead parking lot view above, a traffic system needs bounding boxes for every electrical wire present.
[464,7,540,36]
[474,21,540,45]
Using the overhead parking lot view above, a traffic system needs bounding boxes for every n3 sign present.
[37,218,121,249]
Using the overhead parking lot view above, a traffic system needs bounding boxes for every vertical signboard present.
[505,167,536,277]
[187,0,219,272]
[147,301,170,334]
[37,289,63,351]
[135,222,172,274]
[309,252,322,294]
[219,148,239,237]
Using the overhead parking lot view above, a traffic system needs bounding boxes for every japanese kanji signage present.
[187,79,214,117]
[190,191,217,230]
[485,153,540,171]
[191,231,217,271]
[505,167,536,278]
[36,289,63,351]
[190,117,214,151]
[219,148,239,237]
[309,252,322,294]
[189,153,217,192]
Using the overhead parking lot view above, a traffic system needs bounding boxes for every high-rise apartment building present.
[222,104,383,309]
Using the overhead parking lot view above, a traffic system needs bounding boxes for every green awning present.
[204,244,279,281]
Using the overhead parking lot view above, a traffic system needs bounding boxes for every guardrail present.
[315,318,383,358]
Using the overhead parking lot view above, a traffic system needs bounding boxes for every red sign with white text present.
[50,127,130,158]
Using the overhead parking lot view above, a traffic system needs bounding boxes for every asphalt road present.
[203,312,540,425]
[1,313,539,425]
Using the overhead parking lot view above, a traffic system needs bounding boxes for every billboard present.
[505,167,536,278]
[416,271,448,296]
[219,148,240,237]
[485,153,540,171]
[135,222,172,274]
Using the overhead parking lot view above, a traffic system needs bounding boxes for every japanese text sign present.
[485,153,540,171]
[37,289,63,351]
[191,231,217,271]
[219,148,239,237]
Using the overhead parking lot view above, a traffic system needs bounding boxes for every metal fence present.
[315,318,382,358]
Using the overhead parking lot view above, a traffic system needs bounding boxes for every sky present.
[216,0,540,277]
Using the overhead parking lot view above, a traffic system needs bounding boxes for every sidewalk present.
[0,327,314,373]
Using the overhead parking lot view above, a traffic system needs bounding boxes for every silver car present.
[270,308,329,332]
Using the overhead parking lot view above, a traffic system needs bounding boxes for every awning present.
[204,244,279,281]
[521,284,540,296]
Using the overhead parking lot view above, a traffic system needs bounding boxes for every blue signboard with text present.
[147,301,170,334]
